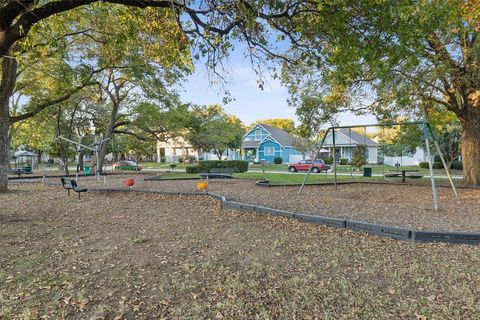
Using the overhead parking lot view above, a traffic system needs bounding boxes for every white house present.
[156,137,196,162]
[156,137,237,162]
[323,128,379,164]
[382,147,427,166]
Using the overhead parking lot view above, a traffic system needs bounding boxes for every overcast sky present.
[178,57,376,128]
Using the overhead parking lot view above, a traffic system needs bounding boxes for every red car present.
[288,159,327,173]
[113,160,142,171]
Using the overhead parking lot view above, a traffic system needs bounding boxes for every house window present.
[255,130,262,141]
[264,147,275,156]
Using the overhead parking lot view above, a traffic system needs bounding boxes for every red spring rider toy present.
[124,178,135,188]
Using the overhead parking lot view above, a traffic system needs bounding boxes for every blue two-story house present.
[241,123,301,163]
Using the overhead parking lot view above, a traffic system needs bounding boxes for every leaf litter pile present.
[2,183,480,319]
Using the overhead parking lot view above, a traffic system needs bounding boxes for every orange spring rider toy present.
[196,181,208,192]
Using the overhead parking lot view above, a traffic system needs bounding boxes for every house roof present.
[257,123,296,147]
[241,140,260,148]
[242,123,297,148]
[15,150,38,157]
[324,128,378,147]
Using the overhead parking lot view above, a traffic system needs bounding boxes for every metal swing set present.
[298,121,460,210]
[57,135,111,181]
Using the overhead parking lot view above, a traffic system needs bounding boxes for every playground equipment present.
[196,181,208,192]
[124,178,135,188]
[298,121,460,210]
[57,135,111,181]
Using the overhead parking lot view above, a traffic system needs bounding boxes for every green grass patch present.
[248,164,288,171]
[235,172,354,184]
[140,162,188,169]
[150,170,463,187]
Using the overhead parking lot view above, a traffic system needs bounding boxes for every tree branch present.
[112,129,152,141]
[10,80,99,123]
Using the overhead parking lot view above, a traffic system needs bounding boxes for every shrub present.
[324,157,333,165]
[433,162,443,169]
[178,157,184,163]
[419,162,429,169]
[185,156,196,163]
[273,156,283,164]
[351,145,367,168]
[169,163,177,170]
[434,155,442,163]
[452,161,463,170]
[197,160,248,173]
[186,165,198,174]
[339,158,349,165]
[160,157,166,163]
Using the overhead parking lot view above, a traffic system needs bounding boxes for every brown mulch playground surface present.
[40,174,480,232]
[2,183,480,319]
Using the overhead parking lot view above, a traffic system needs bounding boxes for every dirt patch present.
[2,183,480,319]
[42,174,480,232]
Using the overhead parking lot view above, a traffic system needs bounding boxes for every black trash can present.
[363,167,372,177]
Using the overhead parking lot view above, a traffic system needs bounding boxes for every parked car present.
[113,160,142,171]
[288,159,328,173]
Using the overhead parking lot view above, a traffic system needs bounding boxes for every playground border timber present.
[36,180,480,246]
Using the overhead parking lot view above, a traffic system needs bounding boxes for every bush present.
[433,162,443,169]
[324,157,333,165]
[339,158,349,165]
[419,162,429,169]
[184,156,196,163]
[434,155,442,163]
[178,157,184,163]
[197,160,248,173]
[160,157,166,163]
[351,145,367,168]
[452,161,463,170]
[186,165,198,174]
[273,156,283,164]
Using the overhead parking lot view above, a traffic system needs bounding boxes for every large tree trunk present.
[461,111,480,187]
[97,103,120,173]
[0,55,17,193]
[0,102,10,193]
[79,150,84,171]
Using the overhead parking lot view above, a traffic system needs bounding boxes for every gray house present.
[323,128,379,164]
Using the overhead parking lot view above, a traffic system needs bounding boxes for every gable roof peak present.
[257,123,296,147]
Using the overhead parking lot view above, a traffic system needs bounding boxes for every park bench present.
[199,168,235,182]
[384,171,424,182]
[8,167,33,176]
[384,173,401,178]
[406,174,424,179]
[60,177,88,199]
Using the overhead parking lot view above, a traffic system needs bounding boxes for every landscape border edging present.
[411,230,480,245]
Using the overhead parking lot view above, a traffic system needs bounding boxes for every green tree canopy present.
[187,105,244,159]
[282,0,480,186]
[0,0,322,192]
[248,118,296,135]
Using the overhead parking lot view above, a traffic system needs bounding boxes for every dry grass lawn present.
[1,183,480,319]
